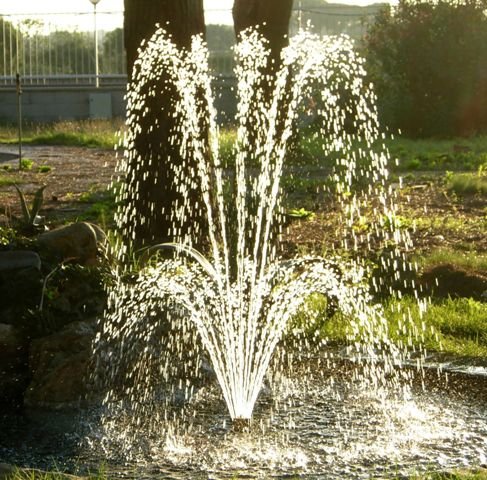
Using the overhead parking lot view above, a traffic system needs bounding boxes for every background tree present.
[121,0,207,248]
[365,0,487,137]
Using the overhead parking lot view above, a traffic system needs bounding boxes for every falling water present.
[91,27,433,460]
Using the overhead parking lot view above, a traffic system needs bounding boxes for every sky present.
[0,0,392,29]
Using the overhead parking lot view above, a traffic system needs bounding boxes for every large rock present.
[24,320,98,409]
[0,251,41,272]
[37,222,105,265]
[0,323,29,404]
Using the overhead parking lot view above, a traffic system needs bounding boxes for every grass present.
[1,120,485,173]
[447,171,487,196]
[385,136,487,172]
[6,467,107,480]
[416,248,487,274]
[0,173,21,186]
[296,294,487,358]
[0,119,123,149]
[411,469,487,479]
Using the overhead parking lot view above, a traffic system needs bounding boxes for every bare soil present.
[0,145,118,225]
[1,144,485,256]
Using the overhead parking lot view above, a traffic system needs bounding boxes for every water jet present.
[82,28,487,478]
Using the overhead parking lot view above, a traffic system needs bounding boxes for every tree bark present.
[124,0,205,80]
[122,0,207,249]
[233,0,294,69]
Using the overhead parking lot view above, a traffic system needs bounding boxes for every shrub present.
[365,0,487,137]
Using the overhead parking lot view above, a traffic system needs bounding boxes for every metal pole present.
[94,2,99,87]
[16,72,22,169]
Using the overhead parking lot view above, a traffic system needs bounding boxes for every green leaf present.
[14,183,32,224]
[31,185,46,219]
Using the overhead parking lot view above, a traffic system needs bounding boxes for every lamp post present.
[89,0,101,87]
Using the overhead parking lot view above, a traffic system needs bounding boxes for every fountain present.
[81,27,487,477]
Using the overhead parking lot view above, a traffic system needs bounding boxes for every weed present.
[37,165,52,173]
[287,207,315,220]
[20,158,34,170]
[13,184,46,231]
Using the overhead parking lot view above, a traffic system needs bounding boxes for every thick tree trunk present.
[124,0,205,80]
[232,0,293,69]
[122,0,207,249]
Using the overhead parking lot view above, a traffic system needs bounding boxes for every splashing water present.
[93,28,424,443]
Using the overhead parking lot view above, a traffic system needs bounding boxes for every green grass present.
[384,296,487,357]
[412,469,487,479]
[295,294,487,358]
[6,466,107,480]
[447,171,487,195]
[0,173,21,186]
[0,119,123,149]
[416,248,487,274]
[385,136,487,172]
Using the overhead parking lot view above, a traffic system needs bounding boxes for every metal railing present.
[0,11,126,86]
[0,6,382,87]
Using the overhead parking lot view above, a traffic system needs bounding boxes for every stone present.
[37,222,105,264]
[0,323,29,404]
[24,320,99,409]
[0,250,41,272]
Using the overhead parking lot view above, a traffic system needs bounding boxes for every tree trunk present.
[233,0,293,70]
[122,0,207,249]
[124,0,205,80]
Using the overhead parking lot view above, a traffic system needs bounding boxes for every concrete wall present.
[0,86,127,123]
[0,77,237,124]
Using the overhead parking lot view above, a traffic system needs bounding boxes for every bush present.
[365,0,487,137]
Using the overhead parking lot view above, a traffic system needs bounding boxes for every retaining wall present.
[0,77,237,124]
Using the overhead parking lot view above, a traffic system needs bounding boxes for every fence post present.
[16,72,23,169]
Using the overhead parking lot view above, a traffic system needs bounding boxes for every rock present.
[0,251,41,272]
[37,222,104,264]
[420,263,487,300]
[24,320,99,409]
[0,263,43,326]
[0,323,29,404]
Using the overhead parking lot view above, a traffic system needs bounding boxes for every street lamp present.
[89,0,101,87]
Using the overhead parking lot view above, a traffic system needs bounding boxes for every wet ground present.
[1,359,486,479]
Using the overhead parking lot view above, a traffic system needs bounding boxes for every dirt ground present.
[0,145,118,225]
[1,144,485,254]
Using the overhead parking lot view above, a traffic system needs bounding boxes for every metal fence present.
[0,11,126,86]
[0,6,381,87]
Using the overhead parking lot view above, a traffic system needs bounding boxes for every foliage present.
[365,0,487,137]
[20,158,34,170]
[13,184,46,229]
[0,173,20,186]
[447,168,487,195]
[287,207,316,220]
